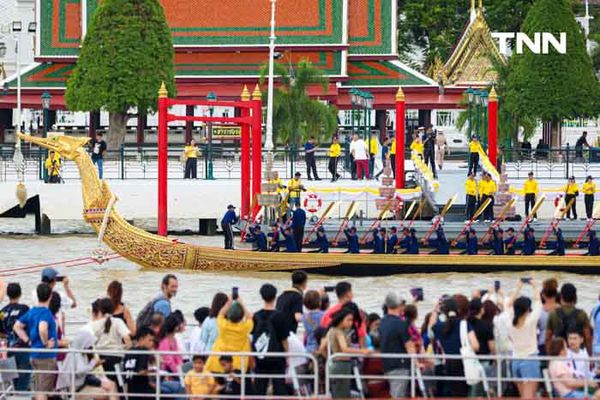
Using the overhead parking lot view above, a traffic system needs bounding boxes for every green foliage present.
[65,0,176,114]
[505,0,600,122]
[259,58,338,146]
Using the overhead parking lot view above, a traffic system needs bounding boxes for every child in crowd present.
[548,338,599,399]
[302,290,324,353]
[184,355,217,397]
[123,327,158,399]
[216,355,241,396]
[567,328,594,379]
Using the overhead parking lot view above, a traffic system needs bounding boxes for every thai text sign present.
[212,126,241,139]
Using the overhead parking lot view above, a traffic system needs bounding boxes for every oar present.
[278,192,290,218]
[540,197,574,248]
[451,197,492,247]
[406,199,426,230]
[574,202,600,247]
[479,198,517,245]
[509,194,546,247]
[421,194,457,244]
[360,199,393,244]
[303,201,337,244]
[332,201,359,246]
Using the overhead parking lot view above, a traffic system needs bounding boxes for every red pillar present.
[240,86,251,219]
[251,85,263,213]
[488,87,498,169]
[157,83,169,236]
[395,87,406,189]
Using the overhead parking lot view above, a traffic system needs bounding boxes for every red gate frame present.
[157,84,262,236]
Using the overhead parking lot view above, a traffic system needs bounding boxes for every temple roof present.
[429,2,505,87]
[345,60,436,87]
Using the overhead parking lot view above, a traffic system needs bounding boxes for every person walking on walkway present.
[563,176,580,220]
[183,139,199,179]
[351,134,369,180]
[467,136,482,176]
[465,173,478,221]
[221,204,238,250]
[389,135,397,178]
[523,172,539,220]
[90,132,107,179]
[304,137,320,181]
[583,176,596,220]
[328,136,341,182]
[423,127,437,178]
[575,131,591,161]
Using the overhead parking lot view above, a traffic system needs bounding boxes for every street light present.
[466,87,474,138]
[206,91,216,180]
[473,89,481,140]
[480,90,489,149]
[41,91,51,181]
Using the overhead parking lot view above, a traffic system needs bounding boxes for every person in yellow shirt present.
[185,355,217,396]
[389,136,397,177]
[465,173,478,221]
[287,172,306,207]
[583,175,596,220]
[523,172,539,220]
[410,135,424,158]
[563,176,579,220]
[328,136,342,182]
[45,150,62,183]
[485,173,497,221]
[183,139,199,179]
[467,136,482,176]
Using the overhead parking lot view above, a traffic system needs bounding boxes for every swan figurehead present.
[17,133,90,161]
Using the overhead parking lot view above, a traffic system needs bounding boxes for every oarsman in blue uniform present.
[522,226,537,256]
[387,227,399,254]
[428,225,450,255]
[370,228,387,254]
[309,227,330,253]
[504,227,517,255]
[585,230,600,256]
[246,224,268,251]
[280,226,298,252]
[458,228,478,255]
[292,205,307,252]
[268,224,281,252]
[400,228,419,254]
[547,227,566,256]
[486,227,505,255]
[221,204,239,250]
[343,227,360,254]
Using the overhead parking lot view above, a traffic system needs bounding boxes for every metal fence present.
[1,347,599,399]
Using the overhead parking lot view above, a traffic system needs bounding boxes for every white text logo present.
[491,32,567,55]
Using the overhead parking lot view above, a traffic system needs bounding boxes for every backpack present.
[136,295,167,328]
[554,307,585,340]
[252,311,283,362]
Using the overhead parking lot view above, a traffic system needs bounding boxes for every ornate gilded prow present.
[16,133,90,161]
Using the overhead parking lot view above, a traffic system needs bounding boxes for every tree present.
[259,58,338,146]
[505,0,600,148]
[65,0,175,150]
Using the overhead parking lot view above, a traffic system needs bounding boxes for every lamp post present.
[206,91,216,180]
[480,90,489,150]
[41,91,51,182]
[466,87,474,138]
[473,89,481,140]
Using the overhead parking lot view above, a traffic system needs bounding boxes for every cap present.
[41,267,59,282]
[570,176,576,180]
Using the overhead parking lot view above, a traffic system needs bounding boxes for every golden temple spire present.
[252,84,262,100]
[470,0,477,23]
[479,0,483,10]
[395,86,405,102]
[489,86,498,101]
[241,85,250,101]
[158,82,168,98]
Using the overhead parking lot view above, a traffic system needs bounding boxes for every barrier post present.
[157,82,169,236]
[395,87,406,188]
[240,86,251,218]
[488,87,498,168]
[251,85,263,216]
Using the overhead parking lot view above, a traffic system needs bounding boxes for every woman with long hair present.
[327,307,372,398]
[199,292,228,353]
[107,280,136,336]
[508,279,542,399]
[156,311,186,395]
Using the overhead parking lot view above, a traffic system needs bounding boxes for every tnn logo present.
[492,32,567,55]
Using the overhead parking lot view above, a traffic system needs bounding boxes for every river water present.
[2,235,600,327]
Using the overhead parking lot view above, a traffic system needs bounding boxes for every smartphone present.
[410,287,424,302]
[480,289,488,297]
[494,280,501,291]
[232,286,239,300]
[324,286,336,293]
[55,276,65,282]
[521,277,531,284]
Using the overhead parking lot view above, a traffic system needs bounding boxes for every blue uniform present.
[312,233,330,253]
[400,234,419,254]
[221,210,238,225]
[246,230,268,251]
[387,234,398,254]
[429,228,450,254]
[548,229,566,256]
[344,229,360,254]
[504,236,517,255]
[268,230,281,252]
[458,235,478,255]
[490,229,504,255]
[281,228,298,252]
[292,208,306,228]
[371,230,386,254]
[522,228,536,255]
[588,235,600,256]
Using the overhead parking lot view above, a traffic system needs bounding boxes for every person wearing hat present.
[280,225,298,252]
[547,226,566,256]
[33,267,77,309]
[370,227,387,254]
[435,128,447,170]
[457,228,478,255]
[287,172,306,207]
[291,204,306,252]
[343,227,360,254]
[268,224,282,252]
[399,228,419,254]
[563,176,580,220]
[221,205,239,250]
[44,150,62,184]
[309,226,330,253]
[583,175,596,220]
[523,172,539,220]
[489,227,504,255]
[409,134,424,159]
[387,227,399,254]
[504,227,517,255]
[465,173,478,222]
[467,136,482,176]
[245,224,267,251]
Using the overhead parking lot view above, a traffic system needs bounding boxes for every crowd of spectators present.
[2,268,600,399]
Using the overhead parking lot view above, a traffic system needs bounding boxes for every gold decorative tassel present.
[16,182,27,208]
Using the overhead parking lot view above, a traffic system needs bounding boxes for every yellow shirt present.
[287,178,303,198]
[478,179,487,196]
[328,143,341,158]
[469,140,482,153]
[184,370,216,395]
[268,178,284,194]
[488,180,497,195]
[45,153,62,176]
[583,181,596,195]
[523,179,539,195]
[205,315,253,373]
[369,138,379,155]
[390,140,396,155]
[184,145,198,159]
[564,183,580,195]
[410,141,423,155]
[465,179,478,196]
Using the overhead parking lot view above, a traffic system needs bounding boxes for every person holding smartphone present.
[32,268,77,310]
